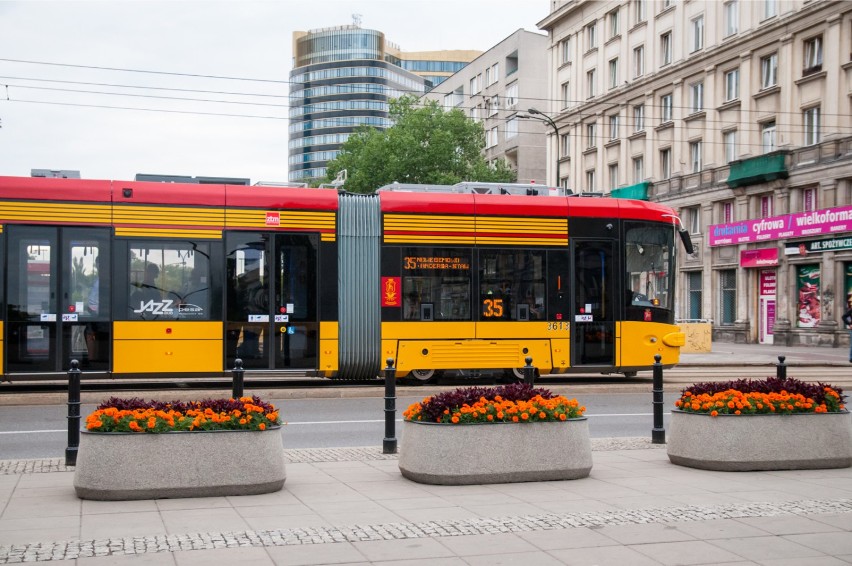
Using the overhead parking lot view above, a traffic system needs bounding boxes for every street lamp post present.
[528,107,561,188]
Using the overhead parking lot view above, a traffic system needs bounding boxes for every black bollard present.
[232,358,245,399]
[383,358,397,454]
[652,354,665,444]
[523,356,535,386]
[66,359,82,467]
[776,355,787,382]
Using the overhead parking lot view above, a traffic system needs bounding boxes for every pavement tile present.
[226,490,302,507]
[153,496,230,511]
[352,537,456,562]
[810,513,852,530]
[242,513,333,531]
[369,559,465,566]
[283,482,370,504]
[631,539,749,565]
[0,527,80,547]
[462,550,566,565]
[737,515,843,535]
[390,505,481,523]
[2,494,81,519]
[548,544,665,565]
[516,526,621,551]
[708,535,827,562]
[80,510,166,540]
[595,522,696,545]
[433,532,540,556]
[77,552,179,565]
[757,558,850,566]
[159,507,251,535]
[672,518,774,540]
[461,501,554,518]
[265,542,368,566]
[81,499,159,514]
[785,532,852,556]
[173,546,275,565]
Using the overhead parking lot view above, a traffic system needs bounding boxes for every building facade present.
[539,0,852,347]
[289,25,480,184]
[422,30,551,184]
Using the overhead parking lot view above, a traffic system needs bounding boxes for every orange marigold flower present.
[710,410,718,417]
[258,423,266,431]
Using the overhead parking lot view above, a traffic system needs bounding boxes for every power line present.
[7,98,287,120]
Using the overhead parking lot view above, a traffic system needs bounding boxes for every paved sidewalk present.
[679,342,852,366]
[2,440,852,565]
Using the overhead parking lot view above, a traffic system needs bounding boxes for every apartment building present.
[289,25,480,184]
[539,0,852,347]
[422,30,550,184]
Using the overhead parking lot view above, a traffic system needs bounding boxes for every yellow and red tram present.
[0,175,688,381]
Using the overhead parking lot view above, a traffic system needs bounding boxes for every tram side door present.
[571,240,615,368]
[6,226,111,374]
[225,232,318,371]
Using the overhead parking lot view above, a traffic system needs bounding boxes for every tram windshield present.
[624,223,673,315]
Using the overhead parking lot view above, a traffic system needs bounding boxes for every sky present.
[0,0,548,183]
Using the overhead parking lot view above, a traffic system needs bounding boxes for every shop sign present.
[740,248,778,268]
[759,270,776,296]
[784,235,852,255]
[708,205,852,246]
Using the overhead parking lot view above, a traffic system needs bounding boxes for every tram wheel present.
[408,369,437,384]
[505,367,539,382]
[623,371,638,378]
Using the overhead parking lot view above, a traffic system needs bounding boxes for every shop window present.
[795,265,820,328]
[719,269,736,324]
[687,271,702,320]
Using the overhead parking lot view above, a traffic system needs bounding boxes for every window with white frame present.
[560,37,572,65]
[609,114,619,140]
[586,122,597,148]
[486,126,498,148]
[690,140,702,172]
[608,58,619,89]
[505,83,518,109]
[803,187,817,211]
[724,130,737,163]
[691,15,704,52]
[560,132,570,157]
[724,1,738,37]
[489,95,499,117]
[724,68,739,101]
[662,0,675,10]
[491,63,499,84]
[470,105,480,121]
[634,103,645,132]
[586,169,596,192]
[586,22,597,51]
[761,121,776,153]
[469,76,479,95]
[561,82,570,109]
[633,45,645,78]
[690,81,704,113]
[661,32,673,65]
[760,195,773,217]
[484,66,491,86]
[506,116,518,139]
[661,93,673,122]
[587,68,597,98]
[761,53,777,88]
[660,147,672,179]
[804,106,820,146]
[723,201,734,223]
[608,9,619,39]
[608,164,619,190]
[633,155,644,183]
[763,0,777,20]
[686,206,701,234]
[633,0,646,24]
[804,36,822,73]
[443,93,453,111]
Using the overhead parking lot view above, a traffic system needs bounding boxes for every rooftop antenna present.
[352,13,362,27]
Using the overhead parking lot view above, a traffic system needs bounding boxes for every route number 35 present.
[482,298,504,318]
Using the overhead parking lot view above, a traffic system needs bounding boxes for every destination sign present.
[403,256,470,270]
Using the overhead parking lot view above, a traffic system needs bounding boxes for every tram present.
[0,175,692,381]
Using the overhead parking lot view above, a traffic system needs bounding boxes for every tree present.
[324,95,516,194]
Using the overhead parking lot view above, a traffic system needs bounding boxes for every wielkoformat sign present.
[709,206,852,247]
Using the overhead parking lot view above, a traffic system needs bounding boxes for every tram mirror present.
[678,228,695,255]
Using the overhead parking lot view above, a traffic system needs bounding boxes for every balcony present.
[726,152,788,189]
[611,181,650,200]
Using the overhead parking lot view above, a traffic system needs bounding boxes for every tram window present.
[125,242,211,320]
[401,248,471,321]
[625,223,674,319]
[479,250,546,321]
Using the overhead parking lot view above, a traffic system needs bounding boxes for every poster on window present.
[796,265,820,328]
[845,263,852,309]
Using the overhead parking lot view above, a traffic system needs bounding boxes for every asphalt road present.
[0,392,680,460]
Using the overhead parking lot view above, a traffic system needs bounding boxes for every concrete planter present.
[668,410,852,471]
[74,428,286,500]
[399,419,592,485]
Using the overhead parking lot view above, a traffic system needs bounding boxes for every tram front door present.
[225,232,318,371]
[571,240,615,368]
[5,226,111,374]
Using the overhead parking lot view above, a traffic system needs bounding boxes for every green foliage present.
[325,95,516,194]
